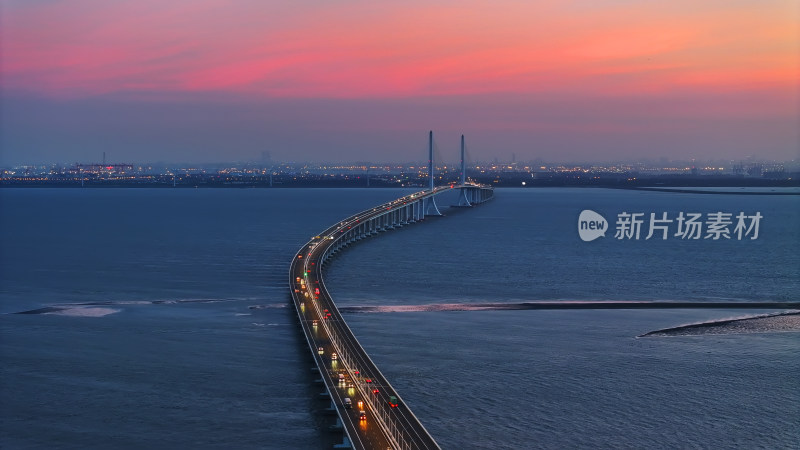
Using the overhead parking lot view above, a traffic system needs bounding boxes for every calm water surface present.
[1,188,798,449]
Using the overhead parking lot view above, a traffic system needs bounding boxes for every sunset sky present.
[1,0,798,164]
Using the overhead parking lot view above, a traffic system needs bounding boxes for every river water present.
[1,187,797,448]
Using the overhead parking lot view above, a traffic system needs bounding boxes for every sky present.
[1,0,798,165]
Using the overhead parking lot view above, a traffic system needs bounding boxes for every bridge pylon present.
[425,130,443,215]
[456,134,472,207]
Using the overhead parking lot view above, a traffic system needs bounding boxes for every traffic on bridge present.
[289,133,493,449]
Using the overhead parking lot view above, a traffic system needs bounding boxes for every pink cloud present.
[1,0,797,102]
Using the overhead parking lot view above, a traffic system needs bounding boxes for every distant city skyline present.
[1,1,798,165]
[4,153,798,169]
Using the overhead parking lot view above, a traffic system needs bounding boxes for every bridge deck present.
[289,185,492,449]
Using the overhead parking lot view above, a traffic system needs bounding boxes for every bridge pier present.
[327,407,343,423]
[423,195,442,216]
[457,187,472,207]
[332,437,352,449]
[452,185,495,207]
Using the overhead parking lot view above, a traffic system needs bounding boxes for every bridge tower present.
[456,134,472,206]
[429,130,434,192]
[460,135,466,186]
[424,130,443,215]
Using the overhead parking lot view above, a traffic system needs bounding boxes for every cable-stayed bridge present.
[289,132,492,449]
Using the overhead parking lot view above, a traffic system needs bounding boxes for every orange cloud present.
[1,0,797,100]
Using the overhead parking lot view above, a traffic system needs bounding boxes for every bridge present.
[289,132,493,449]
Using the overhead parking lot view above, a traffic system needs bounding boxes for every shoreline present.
[639,310,800,337]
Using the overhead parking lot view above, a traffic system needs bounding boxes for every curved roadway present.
[290,187,453,449]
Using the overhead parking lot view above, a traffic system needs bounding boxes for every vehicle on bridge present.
[288,169,491,449]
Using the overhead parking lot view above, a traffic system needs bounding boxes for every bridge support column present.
[331,414,343,429]
[333,437,352,449]
[457,187,472,207]
[424,195,442,216]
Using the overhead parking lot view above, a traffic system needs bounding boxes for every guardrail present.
[290,185,492,449]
